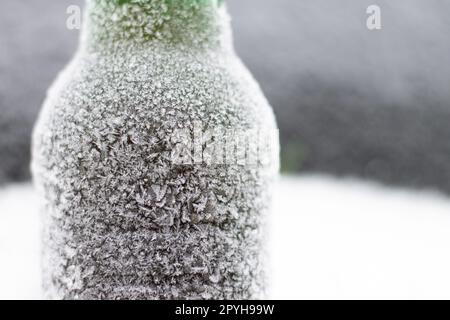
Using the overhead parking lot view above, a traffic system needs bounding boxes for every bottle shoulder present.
[39,47,277,131]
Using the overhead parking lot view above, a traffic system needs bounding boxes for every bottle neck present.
[81,0,228,52]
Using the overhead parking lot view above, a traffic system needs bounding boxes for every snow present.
[0,184,41,299]
[3,175,450,299]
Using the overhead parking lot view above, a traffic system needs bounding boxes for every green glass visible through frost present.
[85,0,225,48]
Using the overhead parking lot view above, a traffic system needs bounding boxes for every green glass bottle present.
[32,0,279,299]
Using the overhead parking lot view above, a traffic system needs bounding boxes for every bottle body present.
[32,2,278,300]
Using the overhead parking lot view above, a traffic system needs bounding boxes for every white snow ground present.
[2,175,450,300]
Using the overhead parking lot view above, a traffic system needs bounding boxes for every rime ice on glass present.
[32,0,279,299]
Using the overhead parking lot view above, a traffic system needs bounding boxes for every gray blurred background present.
[1,0,450,192]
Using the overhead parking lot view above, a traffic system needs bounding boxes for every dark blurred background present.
[1,0,450,192]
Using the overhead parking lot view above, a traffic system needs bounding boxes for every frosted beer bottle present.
[32,0,279,299]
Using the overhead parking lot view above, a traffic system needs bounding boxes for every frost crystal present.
[32,0,279,300]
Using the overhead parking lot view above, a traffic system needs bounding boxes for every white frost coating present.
[32,0,279,300]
